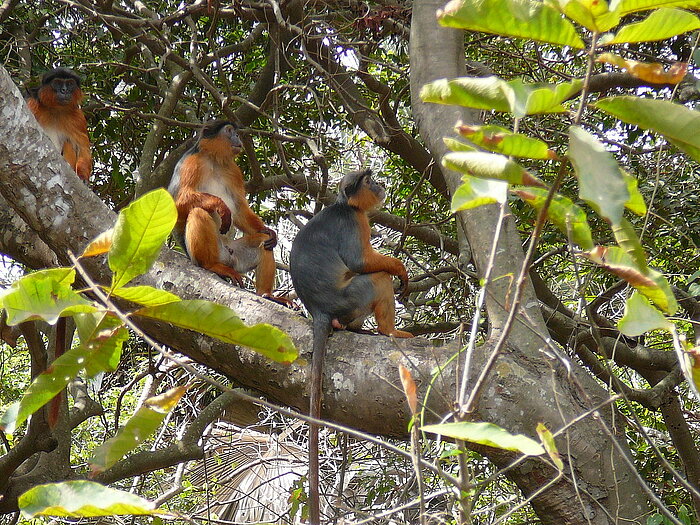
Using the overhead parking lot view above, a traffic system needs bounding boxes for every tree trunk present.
[409,1,649,523]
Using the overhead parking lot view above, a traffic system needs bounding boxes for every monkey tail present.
[309,313,331,525]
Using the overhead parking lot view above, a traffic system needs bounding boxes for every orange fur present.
[171,121,283,300]
[28,84,92,181]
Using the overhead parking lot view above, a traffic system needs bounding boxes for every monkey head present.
[338,169,386,211]
[200,120,243,155]
[40,68,82,105]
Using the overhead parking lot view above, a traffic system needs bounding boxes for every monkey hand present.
[216,202,232,234]
[397,271,410,300]
[259,227,277,250]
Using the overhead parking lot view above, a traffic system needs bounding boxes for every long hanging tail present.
[309,314,331,525]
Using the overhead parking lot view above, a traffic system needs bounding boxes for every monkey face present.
[201,120,242,154]
[219,123,243,154]
[50,78,79,104]
[342,169,386,210]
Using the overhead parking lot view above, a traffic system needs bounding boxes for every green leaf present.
[452,175,508,211]
[443,137,477,152]
[91,386,188,472]
[443,151,544,186]
[421,76,582,118]
[438,0,585,48]
[611,0,700,16]
[134,300,297,363]
[422,421,545,456]
[618,292,672,336]
[107,285,181,307]
[568,126,629,226]
[612,218,648,271]
[622,171,647,215]
[109,188,177,290]
[603,8,700,44]
[536,423,563,470]
[2,268,95,326]
[456,124,558,159]
[594,97,700,163]
[513,187,595,249]
[19,481,165,518]
[74,313,129,377]
[556,0,622,32]
[585,246,678,313]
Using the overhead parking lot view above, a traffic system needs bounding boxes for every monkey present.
[168,120,284,300]
[26,68,92,181]
[289,168,413,524]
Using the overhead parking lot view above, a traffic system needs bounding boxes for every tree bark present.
[409,1,648,523]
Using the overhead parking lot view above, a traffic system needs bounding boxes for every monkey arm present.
[232,198,277,250]
[176,189,232,234]
[362,250,409,289]
[69,110,92,181]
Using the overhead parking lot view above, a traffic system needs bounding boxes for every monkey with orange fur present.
[26,68,92,181]
[168,120,283,300]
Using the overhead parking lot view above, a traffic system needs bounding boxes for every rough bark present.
[409,1,648,523]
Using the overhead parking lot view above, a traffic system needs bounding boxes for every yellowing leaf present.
[452,175,509,211]
[536,423,563,470]
[422,421,545,456]
[82,229,113,257]
[456,124,559,159]
[598,53,687,84]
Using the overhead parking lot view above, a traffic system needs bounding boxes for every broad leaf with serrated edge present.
[602,8,700,44]
[2,268,94,326]
[452,175,508,211]
[618,292,672,336]
[443,151,544,186]
[109,188,177,290]
[594,97,700,162]
[456,124,558,159]
[568,126,629,226]
[19,481,166,518]
[91,386,188,472]
[438,0,584,48]
[422,421,545,456]
[513,187,594,250]
[135,300,297,363]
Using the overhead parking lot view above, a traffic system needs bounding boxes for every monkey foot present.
[261,293,298,309]
[331,319,345,330]
[385,329,414,338]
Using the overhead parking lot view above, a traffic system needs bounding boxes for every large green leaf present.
[421,76,582,118]
[107,285,181,307]
[611,0,700,16]
[443,151,544,186]
[438,0,585,48]
[568,126,629,226]
[455,124,558,159]
[0,313,128,434]
[1,268,94,325]
[585,246,678,314]
[422,421,545,456]
[555,0,622,32]
[612,218,648,271]
[74,313,129,377]
[602,8,700,44]
[109,188,177,290]
[91,386,188,472]
[19,481,165,518]
[594,97,700,163]
[134,300,297,363]
[618,292,672,336]
[513,187,595,249]
[452,175,509,211]
[622,171,647,216]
